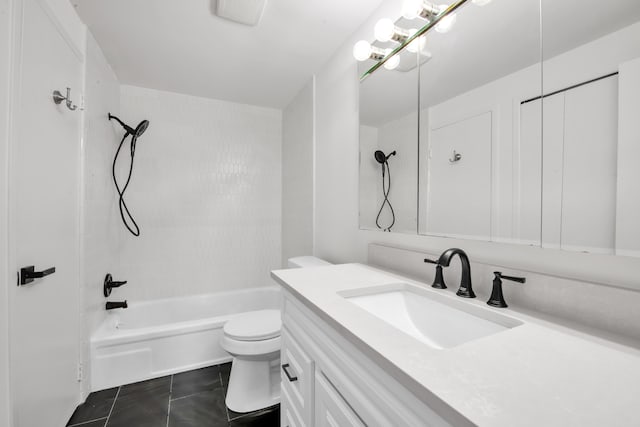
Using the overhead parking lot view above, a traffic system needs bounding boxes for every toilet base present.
[225,355,281,413]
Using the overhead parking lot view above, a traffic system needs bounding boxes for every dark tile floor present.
[67,362,280,427]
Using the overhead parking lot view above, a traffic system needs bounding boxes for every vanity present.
[272,262,640,427]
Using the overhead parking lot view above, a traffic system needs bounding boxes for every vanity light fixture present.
[435,4,457,33]
[406,30,427,53]
[374,18,412,43]
[357,0,467,79]
[471,0,492,5]
[402,0,441,21]
[353,40,386,61]
[383,51,401,70]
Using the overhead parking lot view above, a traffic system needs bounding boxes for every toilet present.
[221,256,331,413]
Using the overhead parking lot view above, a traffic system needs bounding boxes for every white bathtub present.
[90,286,282,391]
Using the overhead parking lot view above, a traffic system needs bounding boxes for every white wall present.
[0,0,11,423]
[311,0,640,291]
[282,80,314,265]
[116,85,282,301]
[616,57,640,257]
[80,31,122,398]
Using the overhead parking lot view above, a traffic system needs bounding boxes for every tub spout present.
[106,301,127,310]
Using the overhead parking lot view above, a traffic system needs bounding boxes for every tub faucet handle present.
[104,273,128,297]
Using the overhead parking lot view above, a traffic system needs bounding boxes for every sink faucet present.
[437,248,475,298]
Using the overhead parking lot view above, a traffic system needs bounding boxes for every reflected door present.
[426,112,492,240]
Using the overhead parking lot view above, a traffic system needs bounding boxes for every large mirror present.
[539,0,640,256]
[359,39,420,234]
[358,0,640,258]
[417,0,543,244]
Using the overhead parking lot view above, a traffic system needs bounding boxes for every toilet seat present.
[224,309,281,342]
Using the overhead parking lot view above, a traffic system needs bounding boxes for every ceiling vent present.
[215,0,267,26]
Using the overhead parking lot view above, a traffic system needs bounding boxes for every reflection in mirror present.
[359,45,420,233]
[540,0,640,256]
[417,0,543,244]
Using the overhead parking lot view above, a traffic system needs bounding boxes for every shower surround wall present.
[117,85,282,301]
[81,31,123,397]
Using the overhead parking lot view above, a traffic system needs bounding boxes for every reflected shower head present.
[374,150,396,164]
[109,113,150,138]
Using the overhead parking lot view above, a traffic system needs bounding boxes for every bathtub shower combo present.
[91,287,281,391]
[91,256,331,413]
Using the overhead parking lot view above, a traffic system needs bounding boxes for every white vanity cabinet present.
[280,290,458,427]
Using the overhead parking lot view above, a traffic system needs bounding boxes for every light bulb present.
[472,0,492,5]
[374,18,395,42]
[435,5,456,33]
[402,0,423,19]
[353,40,372,61]
[406,29,426,53]
[383,51,400,70]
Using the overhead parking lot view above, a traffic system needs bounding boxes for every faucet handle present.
[424,258,447,289]
[488,272,526,308]
[495,271,526,283]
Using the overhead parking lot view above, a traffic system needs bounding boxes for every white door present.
[426,111,492,240]
[8,0,83,425]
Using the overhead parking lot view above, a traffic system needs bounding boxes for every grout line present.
[221,370,231,422]
[103,386,121,427]
[67,417,108,427]
[166,375,174,427]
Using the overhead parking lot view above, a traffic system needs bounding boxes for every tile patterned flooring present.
[66,363,280,427]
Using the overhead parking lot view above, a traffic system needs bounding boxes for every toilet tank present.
[287,256,331,268]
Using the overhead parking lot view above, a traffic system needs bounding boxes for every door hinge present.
[77,363,83,382]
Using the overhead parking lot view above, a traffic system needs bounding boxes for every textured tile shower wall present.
[82,32,123,396]
[117,85,282,300]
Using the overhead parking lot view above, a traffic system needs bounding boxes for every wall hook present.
[52,87,78,111]
[449,150,462,163]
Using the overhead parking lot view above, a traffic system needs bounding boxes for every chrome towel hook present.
[449,150,462,163]
[52,87,77,111]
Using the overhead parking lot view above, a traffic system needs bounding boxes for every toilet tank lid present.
[287,256,332,268]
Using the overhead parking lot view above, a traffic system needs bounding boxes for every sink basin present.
[340,283,522,349]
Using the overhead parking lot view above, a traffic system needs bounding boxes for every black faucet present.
[487,272,526,308]
[424,258,447,289]
[106,301,128,310]
[103,273,127,297]
[437,248,475,298]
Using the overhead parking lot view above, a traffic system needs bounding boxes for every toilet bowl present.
[221,256,331,413]
[221,309,282,413]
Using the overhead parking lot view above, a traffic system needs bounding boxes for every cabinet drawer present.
[281,381,306,427]
[281,327,314,426]
[315,371,365,427]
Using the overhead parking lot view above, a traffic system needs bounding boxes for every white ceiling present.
[72,0,385,108]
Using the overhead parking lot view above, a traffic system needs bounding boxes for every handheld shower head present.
[134,120,150,138]
[109,113,150,138]
[108,113,150,237]
[374,150,396,164]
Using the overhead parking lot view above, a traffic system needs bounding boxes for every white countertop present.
[271,263,640,427]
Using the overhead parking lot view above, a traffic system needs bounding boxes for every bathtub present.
[90,286,282,391]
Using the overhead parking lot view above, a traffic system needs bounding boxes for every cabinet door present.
[315,372,364,427]
[282,382,306,427]
[282,327,314,426]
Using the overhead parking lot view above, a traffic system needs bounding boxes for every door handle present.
[281,363,298,382]
[19,265,56,286]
